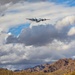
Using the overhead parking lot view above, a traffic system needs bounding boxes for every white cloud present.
[68,27,75,36]
[1,35,75,70]
[0,1,75,32]
[56,16,75,30]
[1,40,75,67]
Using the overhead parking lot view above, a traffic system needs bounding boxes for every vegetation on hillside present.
[0,69,56,75]
[0,68,75,75]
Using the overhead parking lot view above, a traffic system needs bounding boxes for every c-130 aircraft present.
[26,18,50,22]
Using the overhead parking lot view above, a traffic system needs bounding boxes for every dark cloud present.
[25,0,48,2]
[6,25,57,46]
[0,0,20,5]
[0,0,48,5]
[18,25,57,46]
[6,24,74,46]
[6,35,18,43]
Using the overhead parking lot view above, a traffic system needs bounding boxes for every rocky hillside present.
[24,58,75,73]
[1,58,75,75]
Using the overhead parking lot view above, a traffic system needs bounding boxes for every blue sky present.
[8,23,30,36]
[48,0,75,6]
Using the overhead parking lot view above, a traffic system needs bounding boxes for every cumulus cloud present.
[5,24,69,46]
[1,40,75,70]
[6,34,18,43]
[68,27,75,36]
[16,25,57,46]
[56,16,75,30]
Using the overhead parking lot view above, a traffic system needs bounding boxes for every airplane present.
[26,18,50,22]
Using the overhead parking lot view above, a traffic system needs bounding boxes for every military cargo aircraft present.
[26,18,50,22]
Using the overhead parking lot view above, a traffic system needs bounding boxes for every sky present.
[0,0,75,70]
